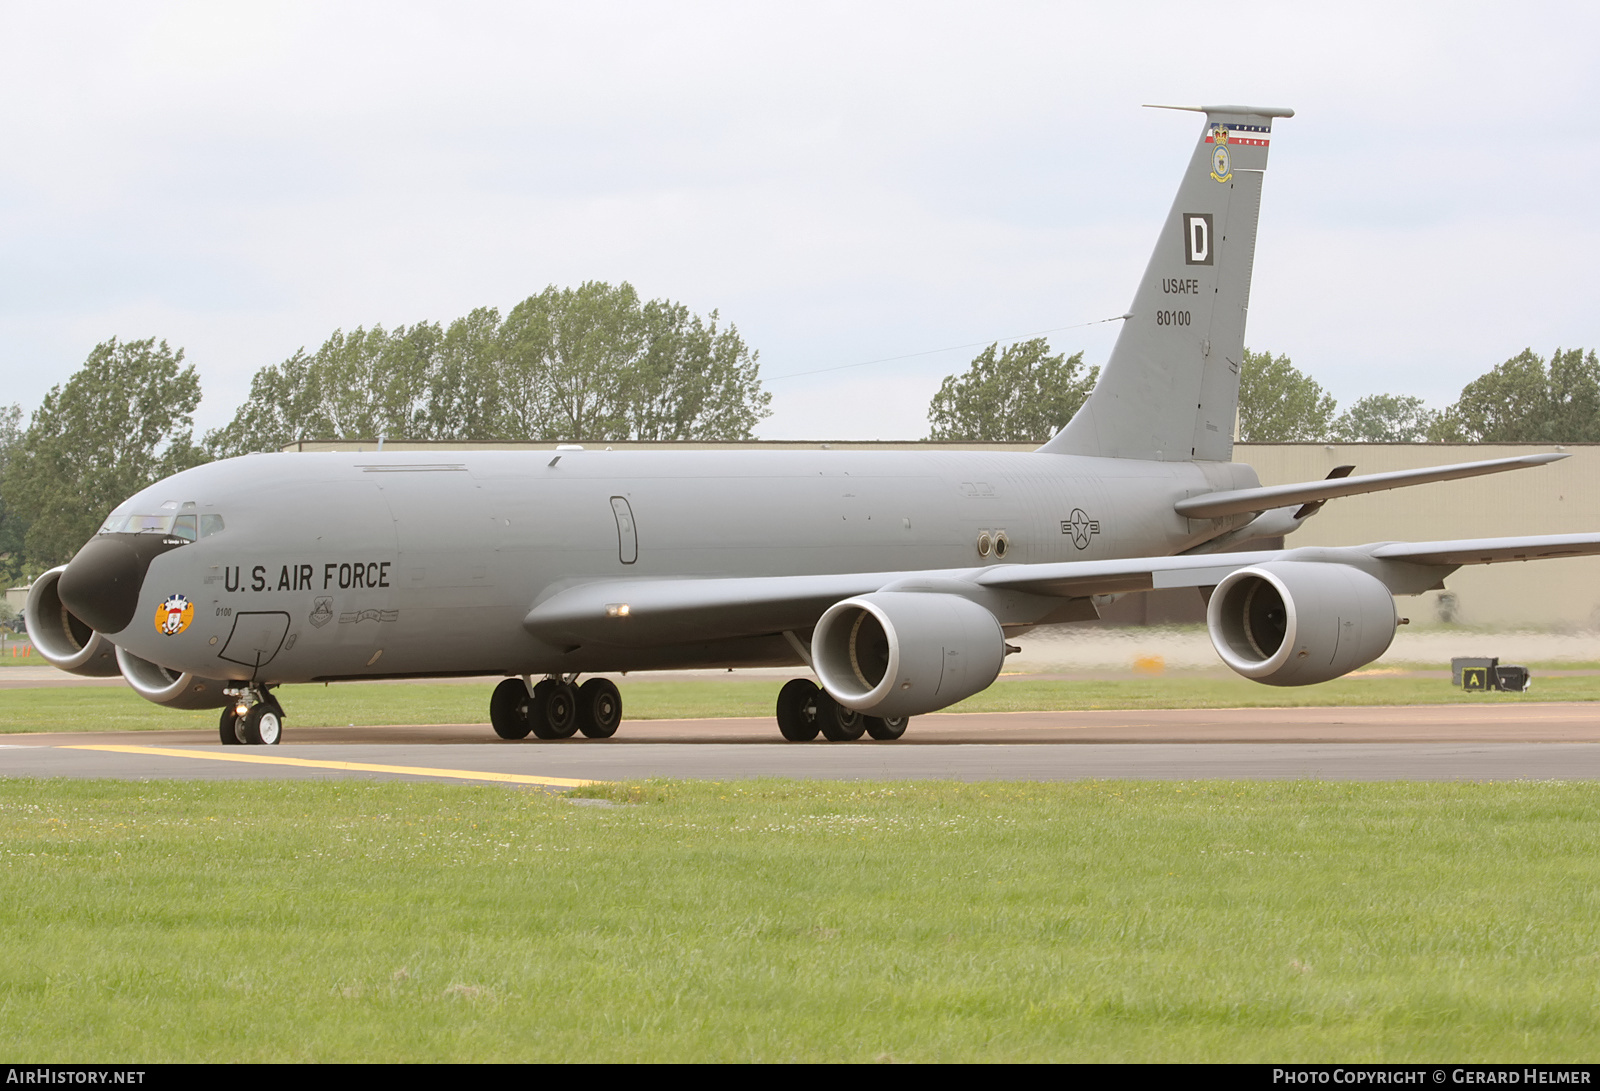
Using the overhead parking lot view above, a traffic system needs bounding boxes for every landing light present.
[605,603,631,618]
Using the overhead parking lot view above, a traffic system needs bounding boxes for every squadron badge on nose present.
[156,594,194,636]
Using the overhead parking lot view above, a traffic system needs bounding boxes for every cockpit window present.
[98,509,224,538]
[99,513,175,534]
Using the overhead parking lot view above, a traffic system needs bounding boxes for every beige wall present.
[285,439,1596,628]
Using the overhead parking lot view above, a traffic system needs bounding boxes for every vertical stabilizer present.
[1041,104,1292,461]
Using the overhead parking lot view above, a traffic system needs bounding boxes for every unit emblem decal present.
[1062,509,1102,550]
[309,597,334,628]
[339,608,400,624]
[1208,125,1232,183]
[156,594,194,636]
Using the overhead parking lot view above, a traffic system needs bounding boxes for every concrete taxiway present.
[3,703,1599,784]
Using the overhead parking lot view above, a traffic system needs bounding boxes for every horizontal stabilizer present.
[1174,453,1568,519]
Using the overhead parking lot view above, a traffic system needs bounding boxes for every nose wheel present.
[219,688,285,746]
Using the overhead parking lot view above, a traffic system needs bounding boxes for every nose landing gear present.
[219,687,285,746]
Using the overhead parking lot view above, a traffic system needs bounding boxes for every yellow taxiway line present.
[61,744,597,788]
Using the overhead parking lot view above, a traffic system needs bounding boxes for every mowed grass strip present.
[2,778,1599,1061]
[6,673,1600,733]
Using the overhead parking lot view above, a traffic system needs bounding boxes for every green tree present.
[1237,348,1337,442]
[499,283,643,441]
[1431,348,1600,442]
[6,338,205,567]
[1331,394,1438,442]
[927,339,1098,442]
[624,299,770,441]
[0,403,28,583]
[497,282,769,442]
[206,321,470,457]
[209,283,770,450]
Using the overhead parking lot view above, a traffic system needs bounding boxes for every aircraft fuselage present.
[92,448,1257,683]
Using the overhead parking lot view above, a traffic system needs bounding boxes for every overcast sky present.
[3,2,1596,441]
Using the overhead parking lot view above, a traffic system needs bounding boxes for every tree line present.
[927,340,1600,444]
[207,282,769,457]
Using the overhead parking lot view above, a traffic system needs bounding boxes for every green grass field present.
[3,777,1598,1061]
[5,672,1599,734]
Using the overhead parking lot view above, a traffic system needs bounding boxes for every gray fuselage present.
[101,448,1257,683]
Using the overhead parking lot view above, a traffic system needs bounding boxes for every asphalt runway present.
[5,703,1600,784]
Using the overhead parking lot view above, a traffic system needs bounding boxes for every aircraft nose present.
[58,535,152,635]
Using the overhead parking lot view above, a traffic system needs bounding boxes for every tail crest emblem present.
[1209,125,1232,182]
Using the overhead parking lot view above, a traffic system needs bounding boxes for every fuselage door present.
[218,611,291,671]
[610,497,638,564]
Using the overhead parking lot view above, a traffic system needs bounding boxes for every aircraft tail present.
[1040,104,1292,461]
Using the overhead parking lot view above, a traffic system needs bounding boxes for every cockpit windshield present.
[98,510,224,539]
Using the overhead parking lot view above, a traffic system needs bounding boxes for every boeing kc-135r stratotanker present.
[31,104,1600,745]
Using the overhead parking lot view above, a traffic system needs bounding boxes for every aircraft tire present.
[776,678,821,741]
[219,707,243,745]
[816,690,865,742]
[489,678,534,740]
[531,679,580,739]
[865,715,909,740]
[239,704,282,746]
[577,678,622,738]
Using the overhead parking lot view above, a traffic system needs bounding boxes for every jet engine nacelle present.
[813,591,1006,718]
[114,646,233,710]
[1207,561,1397,686]
[24,566,122,677]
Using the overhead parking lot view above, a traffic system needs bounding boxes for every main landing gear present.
[775,678,909,742]
[219,686,285,746]
[490,675,622,741]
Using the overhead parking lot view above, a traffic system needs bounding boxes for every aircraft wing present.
[522,552,1285,646]
[525,532,1600,648]
[1173,453,1567,519]
[525,572,906,646]
[1366,533,1600,566]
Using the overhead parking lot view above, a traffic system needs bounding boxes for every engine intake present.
[1207,561,1397,686]
[813,591,1005,717]
[115,646,233,710]
[24,566,121,677]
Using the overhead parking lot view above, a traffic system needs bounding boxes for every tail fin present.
[1040,104,1292,461]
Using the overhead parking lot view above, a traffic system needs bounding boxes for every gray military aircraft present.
[31,104,1600,745]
